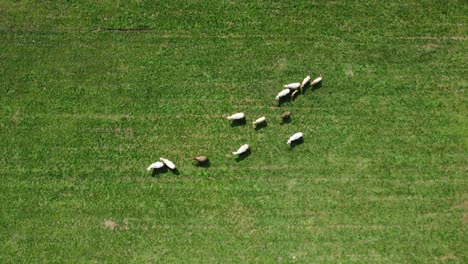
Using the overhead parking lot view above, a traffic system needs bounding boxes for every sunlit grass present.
[0,0,466,262]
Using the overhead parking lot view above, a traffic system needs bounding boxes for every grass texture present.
[1,0,467,262]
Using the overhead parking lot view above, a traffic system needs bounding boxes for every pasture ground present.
[1,1,467,262]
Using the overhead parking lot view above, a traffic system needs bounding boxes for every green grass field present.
[1,0,467,262]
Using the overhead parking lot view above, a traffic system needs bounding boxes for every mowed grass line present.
[1,0,467,263]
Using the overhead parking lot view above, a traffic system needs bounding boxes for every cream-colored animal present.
[311,75,322,85]
[283,82,301,89]
[275,89,290,100]
[159,157,176,170]
[287,132,303,144]
[252,116,266,125]
[147,161,164,171]
[300,75,311,88]
[232,144,250,155]
[227,112,245,120]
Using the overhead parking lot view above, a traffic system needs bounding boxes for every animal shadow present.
[230,118,246,127]
[277,96,292,107]
[195,160,211,168]
[254,122,267,131]
[151,166,168,177]
[301,83,311,94]
[311,80,323,92]
[281,117,291,125]
[235,149,251,162]
[289,137,304,150]
[292,91,301,100]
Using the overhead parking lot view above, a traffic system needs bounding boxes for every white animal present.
[300,75,311,88]
[232,144,250,155]
[287,132,303,144]
[159,157,176,170]
[275,89,290,100]
[253,116,266,125]
[311,75,322,85]
[147,161,164,171]
[283,82,301,89]
[227,112,245,120]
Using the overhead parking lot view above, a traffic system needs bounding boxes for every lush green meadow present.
[1,0,467,262]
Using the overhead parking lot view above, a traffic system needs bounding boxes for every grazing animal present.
[232,144,250,155]
[283,82,301,89]
[287,132,303,144]
[193,156,208,163]
[159,157,176,170]
[300,75,311,88]
[311,75,322,86]
[253,116,266,125]
[227,112,245,120]
[193,156,209,164]
[280,111,291,119]
[275,89,290,100]
[291,89,299,98]
[147,161,164,171]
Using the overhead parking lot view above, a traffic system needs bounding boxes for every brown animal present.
[280,111,291,119]
[291,89,299,99]
[193,156,209,164]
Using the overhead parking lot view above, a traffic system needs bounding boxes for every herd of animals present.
[147,74,323,174]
